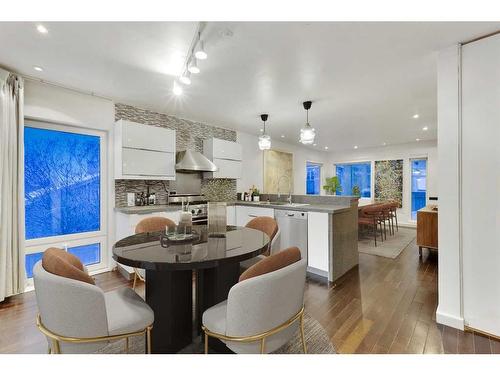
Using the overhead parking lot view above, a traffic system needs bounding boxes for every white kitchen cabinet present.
[307,212,330,278]
[115,120,176,180]
[115,210,181,277]
[235,205,274,227]
[226,205,236,226]
[203,138,242,179]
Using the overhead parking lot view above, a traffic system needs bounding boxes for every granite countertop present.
[227,201,353,214]
[115,201,354,215]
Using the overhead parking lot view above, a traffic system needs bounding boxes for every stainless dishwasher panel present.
[275,210,308,261]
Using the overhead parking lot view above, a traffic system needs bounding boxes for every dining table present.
[112,225,270,354]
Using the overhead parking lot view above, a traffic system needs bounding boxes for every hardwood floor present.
[1,239,499,354]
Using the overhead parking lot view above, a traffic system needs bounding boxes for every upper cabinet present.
[115,120,176,180]
[203,138,242,179]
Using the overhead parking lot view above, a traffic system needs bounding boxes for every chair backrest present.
[33,261,108,353]
[135,216,176,234]
[225,257,307,353]
[245,216,279,256]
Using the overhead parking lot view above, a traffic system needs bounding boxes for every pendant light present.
[258,114,271,150]
[299,101,316,145]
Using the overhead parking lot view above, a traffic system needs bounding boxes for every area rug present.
[358,227,416,259]
[96,312,336,354]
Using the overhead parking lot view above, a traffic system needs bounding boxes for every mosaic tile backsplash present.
[114,103,237,206]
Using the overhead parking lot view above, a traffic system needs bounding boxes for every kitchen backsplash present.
[114,103,237,206]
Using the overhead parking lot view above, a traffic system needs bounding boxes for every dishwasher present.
[275,210,308,261]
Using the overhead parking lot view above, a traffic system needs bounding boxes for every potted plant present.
[352,185,361,197]
[252,187,260,202]
[323,176,342,195]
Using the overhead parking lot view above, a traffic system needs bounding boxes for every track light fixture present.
[195,39,208,60]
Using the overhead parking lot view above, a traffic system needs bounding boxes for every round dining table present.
[112,225,270,354]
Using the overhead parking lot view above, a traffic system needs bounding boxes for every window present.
[335,162,371,197]
[411,159,427,220]
[24,122,107,281]
[306,162,322,195]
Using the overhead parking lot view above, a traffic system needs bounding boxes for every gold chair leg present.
[132,270,138,290]
[204,333,209,354]
[300,313,307,354]
[260,337,266,354]
[47,345,51,354]
[52,339,61,354]
[146,326,152,354]
[125,337,129,353]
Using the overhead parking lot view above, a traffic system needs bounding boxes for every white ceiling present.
[0,21,499,151]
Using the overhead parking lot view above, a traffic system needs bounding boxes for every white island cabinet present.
[115,120,176,180]
[203,138,242,179]
[307,212,330,278]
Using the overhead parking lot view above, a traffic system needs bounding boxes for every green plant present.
[323,176,342,195]
[352,185,361,197]
[253,188,260,196]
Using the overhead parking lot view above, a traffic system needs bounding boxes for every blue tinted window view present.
[336,162,371,197]
[24,127,101,240]
[68,243,101,266]
[411,159,427,220]
[306,163,321,195]
[25,252,44,278]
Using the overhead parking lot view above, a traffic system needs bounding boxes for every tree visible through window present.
[24,127,101,240]
[306,162,321,195]
[335,162,371,197]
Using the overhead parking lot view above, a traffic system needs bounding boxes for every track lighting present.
[179,71,191,85]
[188,59,200,74]
[299,101,316,145]
[173,81,183,96]
[258,114,271,150]
[195,40,208,60]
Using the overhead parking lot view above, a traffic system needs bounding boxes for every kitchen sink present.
[257,201,310,207]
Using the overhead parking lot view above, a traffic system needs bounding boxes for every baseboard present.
[436,307,465,330]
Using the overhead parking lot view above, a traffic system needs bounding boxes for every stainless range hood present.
[175,149,218,172]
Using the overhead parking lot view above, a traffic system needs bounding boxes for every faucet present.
[277,175,292,203]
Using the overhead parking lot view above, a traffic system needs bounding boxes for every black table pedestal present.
[146,269,193,354]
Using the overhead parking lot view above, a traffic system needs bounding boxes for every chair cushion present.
[245,216,278,256]
[135,216,176,234]
[239,246,301,282]
[105,288,154,335]
[42,247,95,285]
[202,300,227,335]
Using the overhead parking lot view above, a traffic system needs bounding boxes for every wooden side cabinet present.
[416,206,438,256]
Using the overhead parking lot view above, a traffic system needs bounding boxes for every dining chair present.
[240,216,280,270]
[133,216,176,290]
[202,247,307,354]
[359,204,384,246]
[33,248,154,354]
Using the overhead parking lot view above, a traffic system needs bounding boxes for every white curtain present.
[0,68,25,302]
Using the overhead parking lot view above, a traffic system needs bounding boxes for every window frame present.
[23,120,108,282]
[409,157,428,222]
[333,160,372,198]
[305,160,323,195]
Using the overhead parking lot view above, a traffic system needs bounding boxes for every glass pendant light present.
[258,114,271,150]
[299,101,316,144]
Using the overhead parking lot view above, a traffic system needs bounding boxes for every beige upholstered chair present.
[240,216,281,270]
[202,247,307,354]
[132,216,176,289]
[33,249,154,354]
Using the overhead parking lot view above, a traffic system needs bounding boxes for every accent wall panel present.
[374,160,403,207]
[461,34,500,337]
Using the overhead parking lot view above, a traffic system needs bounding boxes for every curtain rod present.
[22,74,113,102]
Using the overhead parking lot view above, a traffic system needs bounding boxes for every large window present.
[306,162,322,195]
[411,159,427,220]
[24,123,107,281]
[335,162,371,197]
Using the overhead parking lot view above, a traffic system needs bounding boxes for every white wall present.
[436,46,463,330]
[328,141,438,226]
[237,131,332,195]
[24,80,117,269]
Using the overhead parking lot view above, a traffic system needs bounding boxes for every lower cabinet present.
[226,205,236,226]
[235,205,275,227]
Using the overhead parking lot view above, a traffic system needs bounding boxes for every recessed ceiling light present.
[33,66,43,72]
[281,135,285,138]
[383,142,387,146]
[354,145,358,149]
[416,138,420,142]
[413,114,419,119]
[422,126,428,131]
[260,128,263,132]
[36,24,48,34]
[172,81,183,96]
[313,143,317,146]
[324,146,329,150]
